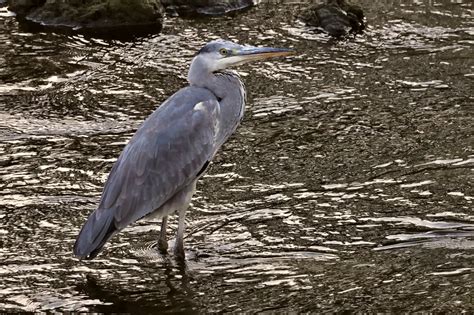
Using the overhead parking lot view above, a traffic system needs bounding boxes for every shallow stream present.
[0,0,473,312]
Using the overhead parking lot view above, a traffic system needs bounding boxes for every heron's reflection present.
[76,254,196,313]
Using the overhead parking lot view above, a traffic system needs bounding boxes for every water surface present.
[1,0,473,312]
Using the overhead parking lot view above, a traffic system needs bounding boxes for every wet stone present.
[300,0,365,37]
[161,0,256,16]
[7,0,164,36]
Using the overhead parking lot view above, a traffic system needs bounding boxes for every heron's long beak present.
[237,46,295,61]
[222,46,295,68]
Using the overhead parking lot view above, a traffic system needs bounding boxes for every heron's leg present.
[173,180,196,260]
[158,216,168,253]
[174,208,187,259]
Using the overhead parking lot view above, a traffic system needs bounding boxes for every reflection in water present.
[1,0,473,312]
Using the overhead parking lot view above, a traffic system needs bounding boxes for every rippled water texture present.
[1,0,473,312]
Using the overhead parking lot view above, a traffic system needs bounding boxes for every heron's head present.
[188,40,294,83]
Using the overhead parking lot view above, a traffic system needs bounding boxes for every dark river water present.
[1,0,473,312]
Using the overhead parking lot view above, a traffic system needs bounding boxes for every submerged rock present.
[301,0,365,37]
[7,0,164,36]
[161,0,256,16]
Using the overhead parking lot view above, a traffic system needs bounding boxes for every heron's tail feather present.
[73,209,117,260]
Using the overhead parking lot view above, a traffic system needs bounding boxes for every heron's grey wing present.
[74,88,220,258]
[111,108,218,223]
[104,97,220,226]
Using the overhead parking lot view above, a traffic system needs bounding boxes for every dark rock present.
[7,0,164,36]
[7,0,45,15]
[301,0,365,37]
[161,0,256,16]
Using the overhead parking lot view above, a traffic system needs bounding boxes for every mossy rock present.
[8,0,164,34]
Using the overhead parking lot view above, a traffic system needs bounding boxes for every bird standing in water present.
[74,40,294,260]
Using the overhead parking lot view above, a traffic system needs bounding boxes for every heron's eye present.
[219,48,228,56]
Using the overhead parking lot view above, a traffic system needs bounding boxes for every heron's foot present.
[158,238,168,253]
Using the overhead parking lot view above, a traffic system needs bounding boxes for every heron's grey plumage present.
[74,40,293,260]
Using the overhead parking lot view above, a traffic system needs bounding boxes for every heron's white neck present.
[188,56,242,100]
[188,57,246,147]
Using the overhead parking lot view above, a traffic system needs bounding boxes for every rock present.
[7,0,164,36]
[6,0,44,15]
[301,0,365,37]
[161,0,256,16]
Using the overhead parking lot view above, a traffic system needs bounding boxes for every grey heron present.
[73,40,294,260]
